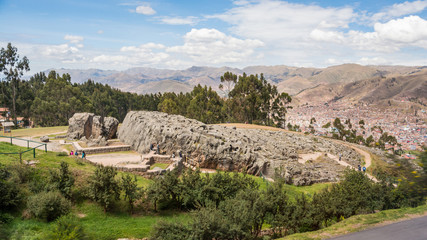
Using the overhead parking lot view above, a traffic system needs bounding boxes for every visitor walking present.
[150,143,154,151]
[70,150,74,156]
[362,166,366,173]
[358,164,361,171]
[156,144,160,154]
[82,151,86,159]
[339,153,342,161]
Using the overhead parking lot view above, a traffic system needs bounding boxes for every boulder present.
[40,135,49,142]
[67,113,119,141]
[118,111,362,186]
[104,117,119,139]
[67,113,94,140]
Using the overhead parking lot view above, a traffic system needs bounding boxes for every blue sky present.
[1,0,427,73]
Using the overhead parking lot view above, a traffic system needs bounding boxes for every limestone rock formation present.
[119,111,362,185]
[67,113,94,140]
[67,113,119,143]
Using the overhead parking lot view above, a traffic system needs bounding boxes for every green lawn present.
[7,126,68,138]
[280,204,427,240]
[150,163,170,170]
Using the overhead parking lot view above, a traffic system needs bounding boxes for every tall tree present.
[0,43,30,125]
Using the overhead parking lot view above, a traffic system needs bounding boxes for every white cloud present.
[97,30,104,34]
[357,57,390,65]
[64,34,84,44]
[41,44,79,57]
[372,0,427,22]
[135,5,156,15]
[310,29,344,43]
[167,28,264,64]
[210,0,355,45]
[374,15,427,44]
[159,16,198,25]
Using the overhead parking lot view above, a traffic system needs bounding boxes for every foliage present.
[46,214,90,240]
[121,174,143,214]
[27,190,71,222]
[0,43,30,125]
[0,164,23,212]
[87,166,121,212]
[49,162,75,199]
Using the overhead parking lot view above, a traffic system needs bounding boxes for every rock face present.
[67,113,119,142]
[118,111,361,185]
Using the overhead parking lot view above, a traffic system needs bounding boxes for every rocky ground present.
[118,111,362,186]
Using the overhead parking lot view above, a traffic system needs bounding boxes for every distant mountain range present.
[46,64,426,107]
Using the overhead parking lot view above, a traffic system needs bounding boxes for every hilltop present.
[46,64,424,95]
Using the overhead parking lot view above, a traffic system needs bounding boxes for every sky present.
[1,0,427,74]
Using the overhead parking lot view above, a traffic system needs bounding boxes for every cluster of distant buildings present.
[286,102,426,151]
[0,107,30,134]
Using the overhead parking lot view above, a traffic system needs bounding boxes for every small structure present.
[1,122,14,134]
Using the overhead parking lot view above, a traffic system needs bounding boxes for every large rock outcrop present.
[118,111,361,185]
[67,113,119,142]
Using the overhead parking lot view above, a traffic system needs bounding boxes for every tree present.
[87,166,121,212]
[49,162,74,200]
[219,71,237,98]
[0,43,30,125]
[121,174,143,214]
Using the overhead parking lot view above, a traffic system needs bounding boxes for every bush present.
[56,152,69,157]
[27,191,71,222]
[46,214,89,240]
[0,164,23,211]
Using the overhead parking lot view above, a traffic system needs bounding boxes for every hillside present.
[46,64,424,96]
[295,69,427,107]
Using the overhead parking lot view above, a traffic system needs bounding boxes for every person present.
[156,144,160,154]
[339,153,342,161]
[75,151,79,157]
[150,143,154,151]
[362,166,366,173]
[70,150,74,156]
[179,150,182,158]
[358,164,361,171]
[82,151,86,159]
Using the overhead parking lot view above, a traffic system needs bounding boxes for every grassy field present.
[281,204,427,240]
[150,162,170,170]
[8,126,68,138]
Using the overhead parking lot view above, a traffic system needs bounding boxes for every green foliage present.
[27,191,71,222]
[87,166,121,212]
[0,164,23,212]
[151,220,190,240]
[49,162,75,199]
[121,174,143,214]
[322,122,331,128]
[46,214,89,240]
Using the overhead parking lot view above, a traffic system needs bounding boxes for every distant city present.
[287,100,426,151]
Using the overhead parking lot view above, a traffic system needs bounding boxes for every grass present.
[5,202,190,240]
[280,204,427,240]
[150,163,170,170]
[8,126,68,138]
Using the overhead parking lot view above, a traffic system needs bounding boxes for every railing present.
[0,136,47,163]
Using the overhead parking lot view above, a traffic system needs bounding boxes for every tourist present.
[358,164,361,171]
[150,143,154,151]
[339,153,342,161]
[157,144,160,154]
[70,150,74,156]
[179,150,182,158]
[82,151,86,159]
[363,166,366,173]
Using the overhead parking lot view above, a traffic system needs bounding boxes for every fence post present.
[27,140,29,149]
[45,144,47,152]
[10,137,12,145]
[33,148,35,158]
[19,152,22,163]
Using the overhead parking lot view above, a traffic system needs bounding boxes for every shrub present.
[27,191,71,222]
[56,152,69,157]
[87,166,120,212]
[46,214,89,240]
[49,162,75,199]
[0,164,23,211]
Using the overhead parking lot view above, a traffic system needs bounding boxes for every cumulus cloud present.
[374,15,427,44]
[210,0,354,45]
[372,0,427,22]
[135,5,156,15]
[159,16,199,25]
[64,34,84,44]
[167,28,264,64]
[91,42,169,66]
